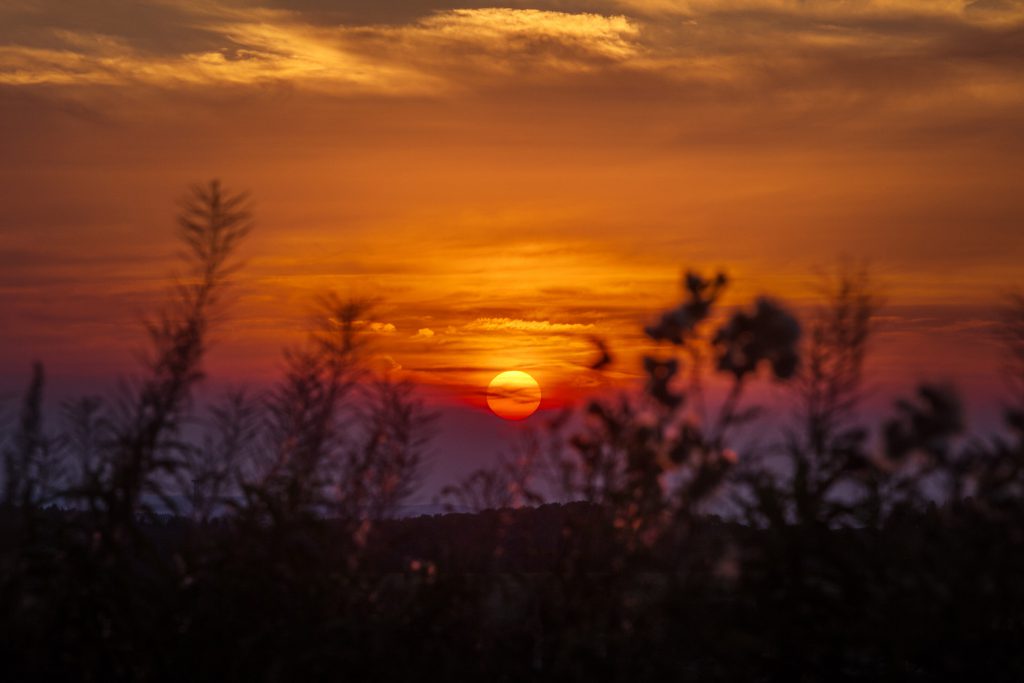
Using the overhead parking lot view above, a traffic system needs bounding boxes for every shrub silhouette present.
[1,183,1023,681]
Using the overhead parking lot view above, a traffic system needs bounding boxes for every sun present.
[486,371,542,421]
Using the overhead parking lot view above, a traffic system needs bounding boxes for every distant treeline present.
[2,495,1021,681]
[0,501,722,575]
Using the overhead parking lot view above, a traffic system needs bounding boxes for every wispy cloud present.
[4,0,1019,100]
[0,14,438,92]
[0,4,642,91]
[364,321,397,334]
[464,317,595,333]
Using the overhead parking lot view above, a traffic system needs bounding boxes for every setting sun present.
[486,370,542,421]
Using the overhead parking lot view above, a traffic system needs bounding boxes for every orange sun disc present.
[486,371,542,420]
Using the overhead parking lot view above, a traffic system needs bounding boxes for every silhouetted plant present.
[239,294,431,529]
[441,429,547,513]
[57,395,110,491]
[348,376,433,520]
[538,271,801,543]
[79,180,253,550]
[185,388,261,523]
[1,362,60,513]
[737,265,879,530]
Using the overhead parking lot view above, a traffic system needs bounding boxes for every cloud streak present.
[464,317,596,334]
[0,4,643,91]
[2,0,1021,106]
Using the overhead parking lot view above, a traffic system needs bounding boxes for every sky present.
[1,0,1023,493]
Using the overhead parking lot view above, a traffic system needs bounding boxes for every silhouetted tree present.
[185,388,260,523]
[57,395,110,490]
[1,362,60,512]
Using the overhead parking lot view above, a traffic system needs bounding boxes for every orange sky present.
[1,0,1022,423]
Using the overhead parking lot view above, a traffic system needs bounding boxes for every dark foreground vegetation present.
[2,182,1023,681]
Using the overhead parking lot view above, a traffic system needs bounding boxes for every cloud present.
[0,16,437,92]
[0,3,642,91]
[465,318,595,333]
[1,0,1022,117]
[401,8,640,63]
[375,354,403,371]
[413,327,435,338]
[365,321,397,334]
[614,0,1024,20]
